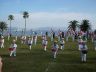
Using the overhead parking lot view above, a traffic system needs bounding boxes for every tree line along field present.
[0,36,96,72]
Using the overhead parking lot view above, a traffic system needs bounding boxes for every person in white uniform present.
[52,41,59,59]
[0,36,4,48]
[80,41,88,62]
[60,38,65,50]
[33,35,37,45]
[7,32,10,41]
[0,56,2,72]
[78,36,82,50]
[42,35,48,51]
[9,40,17,56]
[27,37,33,50]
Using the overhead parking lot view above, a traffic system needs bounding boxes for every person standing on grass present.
[15,35,17,41]
[7,32,10,41]
[42,35,48,51]
[0,36,4,48]
[93,34,96,51]
[14,30,18,41]
[23,36,27,44]
[78,36,83,50]
[9,39,17,56]
[58,31,62,42]
[33,32,37,45]
[21,36,26,44]
[66,31,70,42]
[60,38,65,50]
[20,35,24,44]
[0,56,2,72]
[90,32,94,42]
[72,30,75,42]
[27,37,33,50]
[52,41,59,59]
[50,31,54,42]
[33,35,37,45]
[80,40,88,63]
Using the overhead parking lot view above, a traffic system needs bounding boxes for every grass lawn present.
[0,36,96,72]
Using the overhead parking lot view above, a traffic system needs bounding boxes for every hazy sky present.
[0,0,96,30]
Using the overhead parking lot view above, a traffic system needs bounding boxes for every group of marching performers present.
[0,29,96,63]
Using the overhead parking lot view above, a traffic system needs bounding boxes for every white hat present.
[13,39,16,42]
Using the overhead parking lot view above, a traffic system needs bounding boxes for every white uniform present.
[33,35,37,45]
[0,38,4,48]
[8,33,10,40]
[21,36,26,44]
[27,38,33,50]
[42,36,48,51]
[80,43,88,62]
[78,39,83,50]
[10,43,17,56]
[60,40,65,50]
[0,57,2,72]
[15,36,17,41]
[52,44,59,59]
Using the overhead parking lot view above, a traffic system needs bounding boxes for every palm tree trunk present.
[25,18,26,35]
[10,20,11,36]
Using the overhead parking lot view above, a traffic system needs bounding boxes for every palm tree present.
[80,20,91,32]
[23,11,29,35]
[0,21,7,35]
[68,20,79,31]
[8,15,14,36]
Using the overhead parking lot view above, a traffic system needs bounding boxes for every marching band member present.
[52,41,59,59]
[42,35,48,51]
[9,39,17,57]
[60,38,65,50]
[27,37,33,50]
[0,36,4,48]
[80,41,88,62]
[33,35,37,45]
[0,56,2,72]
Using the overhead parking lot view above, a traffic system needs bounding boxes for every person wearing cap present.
[0,36,4,48]
[9,39,17,56]
[0,56,2,72]
[80,42,88,62]
[60,38,65,50]
[33,34,37,45]
[27,37,33,50]
[52,41,59,59]
[42,35,48,51]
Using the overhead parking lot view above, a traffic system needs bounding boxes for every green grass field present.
[0,36,96,72]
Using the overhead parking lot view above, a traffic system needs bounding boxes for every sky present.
[0,0,96,30]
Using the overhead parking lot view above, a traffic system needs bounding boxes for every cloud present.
[6,12,96,30]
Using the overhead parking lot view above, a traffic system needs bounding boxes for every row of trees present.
[0,11,93,36]
[8,11,29,35]
[0,21,7,35]
[68,20,91,32]
[0,11,29,35]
